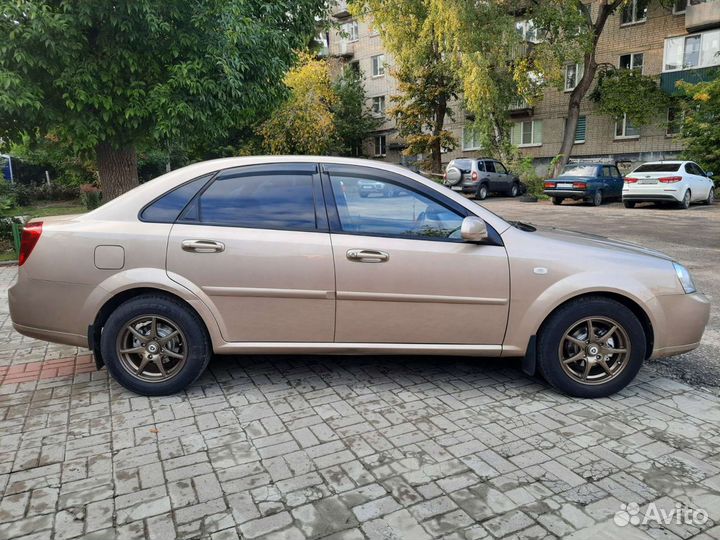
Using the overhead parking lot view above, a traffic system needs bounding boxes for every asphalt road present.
[478,196,720,392]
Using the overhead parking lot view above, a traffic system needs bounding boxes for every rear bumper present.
[622,190,683,203]
[650,292,710,359]
[543,189,590,199]
[12,322,87,348]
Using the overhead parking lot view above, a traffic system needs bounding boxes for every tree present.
[0,0,326,200]
[259,55,339,155]
[350,0,460,174]
[332,66,381,156]
[677,75,720,177]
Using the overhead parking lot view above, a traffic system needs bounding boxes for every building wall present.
[328,1,715,173]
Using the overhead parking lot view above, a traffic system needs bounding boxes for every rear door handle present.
[181,239,225,253]
[346,249,389,263]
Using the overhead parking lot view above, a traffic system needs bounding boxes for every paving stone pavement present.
[1,265,720,540]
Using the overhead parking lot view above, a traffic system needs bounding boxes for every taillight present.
[19,222,43,266]
[659,176,682,183]
[471,171,478,181]
[572,182,587,189]
[625,177,639,184]
[544,181,556,189]
[443,172,447,180]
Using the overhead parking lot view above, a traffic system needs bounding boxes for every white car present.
[623,161,715,209]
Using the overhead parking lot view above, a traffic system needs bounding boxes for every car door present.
[484,160,499,191]
[601,165,621,197]
[687,162,712,200]
[493,161,512,192]
[322,163,510,345]
[610,165,625,197]
[166,162,336,343]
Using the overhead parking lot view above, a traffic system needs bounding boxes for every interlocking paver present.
[1,265,720,539]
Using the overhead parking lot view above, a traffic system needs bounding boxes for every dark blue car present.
[543,163,624,206]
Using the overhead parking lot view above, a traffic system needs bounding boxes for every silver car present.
[445,158,521,199]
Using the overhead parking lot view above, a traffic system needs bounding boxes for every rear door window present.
[183,164,320,231]
[485,161,496,173]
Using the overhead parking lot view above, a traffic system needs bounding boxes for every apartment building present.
[327,0,720,173]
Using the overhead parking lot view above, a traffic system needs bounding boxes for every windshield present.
[633,163,681,173]
[559,165,598,177]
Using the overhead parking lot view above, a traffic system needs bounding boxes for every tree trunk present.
[96,143,139,202]
[553,0,622,176]
[431,96,448,174]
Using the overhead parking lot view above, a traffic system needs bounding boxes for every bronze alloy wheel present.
[558,316,631,385]
[116,315,187,382]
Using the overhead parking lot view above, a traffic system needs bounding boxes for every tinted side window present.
[687,163,705,176]
[328,174,464,240]
[476,160,486,172]
[141,174,214,223]
[611,166,621,177]
[602,166,613,177]
[194,169,317,230]
[494,162,508,174]
[485,161,496,173]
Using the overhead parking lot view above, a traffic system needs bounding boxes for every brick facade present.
[327,1,719,174]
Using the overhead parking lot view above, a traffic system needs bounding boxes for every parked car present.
[9,157,709,398]
[543,162,624,206]
[358,179,406,198]
[445,158,521,199]
[623,161,715,209]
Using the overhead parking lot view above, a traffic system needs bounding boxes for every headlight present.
[673,262,696,294]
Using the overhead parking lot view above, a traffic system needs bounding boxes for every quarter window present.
[621,0,648,24]
[141,174,213,223]
[191,168,317,230]
[371,54,385,77]
[328,174,464,240]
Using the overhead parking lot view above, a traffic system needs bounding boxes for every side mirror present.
[461,216,488,242]
[707,171,714,178]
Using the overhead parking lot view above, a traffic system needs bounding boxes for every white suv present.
[623,161,715,209]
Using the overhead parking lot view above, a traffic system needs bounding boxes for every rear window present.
[451,159,473,172]
[633,163,681,173]
[559,165,598,177]
[140,174,213,223]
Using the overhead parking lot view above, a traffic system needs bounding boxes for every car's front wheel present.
[100,295,211,396]
[536,297,646,398]
[510,182,520,197]
[704,188,715,205]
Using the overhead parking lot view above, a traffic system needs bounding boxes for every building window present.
[667,106,682,136]
[515,20,540,43]
[462,125,482,151]
[620,52,644,72]
[621,0,648,24]
[673,0,687,14]
[342,20,359,42]
[664,30,720,71]
[615,114,640,139]
[564,63,584,91]
[350,61,360,74]
[371,54,385,77]
[374,135,387,157]
[371,96,386,116]
[510,120,543,147]
[574,116,587,143]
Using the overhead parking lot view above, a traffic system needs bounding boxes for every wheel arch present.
[89,287,213,369]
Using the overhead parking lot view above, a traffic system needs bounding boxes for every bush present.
[80,184,102,210]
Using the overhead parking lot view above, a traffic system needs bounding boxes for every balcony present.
[333,40,354,58]
[686,0,720,31]
[332,0,351,18]
[508,97,533,115]
[660,66,717,94]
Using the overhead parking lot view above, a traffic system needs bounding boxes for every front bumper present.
[650,292,710,359]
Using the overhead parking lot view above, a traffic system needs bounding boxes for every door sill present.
[214,342,503,356]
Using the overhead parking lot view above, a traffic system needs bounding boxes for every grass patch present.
[0,199,86,219]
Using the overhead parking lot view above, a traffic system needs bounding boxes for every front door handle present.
[181,239,225,253]
[346,249,389,263]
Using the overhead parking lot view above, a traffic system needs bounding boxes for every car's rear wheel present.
[476,183,489,200]
[591,190,603,206]
[536,297,645,398]
[679,190,691,209]
[623,200,636,209]
[101,295,211,396]
[360,192,368,198]
[552,197,563,206]
[510,182,519,197]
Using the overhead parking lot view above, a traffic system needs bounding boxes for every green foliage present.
[677,73,720,178]
[80,184,102,210]
[0,0,327,191]
[8,132,96,186]
[332,66,382,156]
[351,0,460,173]
[590,68,670,127]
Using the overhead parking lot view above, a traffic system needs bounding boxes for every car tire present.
[552,197,563,206]
[360,193,368,198]
[536,296,646,398]
[704,188,715,205]
[679,190,691,209]
[100,295,211,396]
[591,190,603,207]
[510,182,520,197]
[623,200,636,209]
[476,183,489,200]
